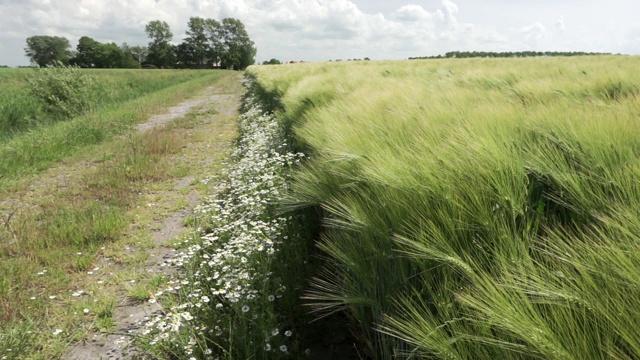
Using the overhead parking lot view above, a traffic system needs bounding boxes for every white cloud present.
[520,22,548,46]
[620,24,640,53]
[521,22,547,36]
[392,4,434,22]
[441,0,459,26]
[323,0,366,38]
[556,16,567,31]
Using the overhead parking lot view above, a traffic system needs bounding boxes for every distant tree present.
[71,37,131,68]
[219,18,256,70]
[143,17,256,69]
[100,42,125,68]
[119,43,142,68]
[262,58,281,65]
[128,45,148,64]
[364,57,371,61]
[145,20,173,44]
[174,42,195,68]
[24,35,72,67]
[409,51,612,60]
[145,20,175,67]
[150,42,175,68]
[205,19,224,67]
[71,36,101,67]
[183,17,210,68]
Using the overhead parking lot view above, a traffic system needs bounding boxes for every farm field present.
[247,56,640,359]
[0,69,240,358]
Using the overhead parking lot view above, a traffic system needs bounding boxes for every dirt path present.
[55,74,244,359]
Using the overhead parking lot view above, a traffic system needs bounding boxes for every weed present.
[127,284,153,304]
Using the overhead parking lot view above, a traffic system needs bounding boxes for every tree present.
[72,36,101,67]
[174,42,196,68]
[71,37,132,68]
[148,42,175,67]
[100,42,125,68]
[24,36,72,67]
[219,18,256,70]
[262,58,281,65]
[145,20,175,67]
[183,17,210,68]
[128,45,148,64]
[145,20,173,44]
[204,19,223,67]
[118,43,142,68]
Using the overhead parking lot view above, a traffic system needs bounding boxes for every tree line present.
[410,51,613,59]
[24,17,256,70]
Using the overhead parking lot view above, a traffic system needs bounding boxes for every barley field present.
[247,56,640,359]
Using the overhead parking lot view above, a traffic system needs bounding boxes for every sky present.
[0,0,638,66]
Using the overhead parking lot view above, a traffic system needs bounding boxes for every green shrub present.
[26,62,98,119]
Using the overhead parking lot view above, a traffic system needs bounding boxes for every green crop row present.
[247,56,640,359]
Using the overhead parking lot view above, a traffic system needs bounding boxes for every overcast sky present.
[0,0,638,66]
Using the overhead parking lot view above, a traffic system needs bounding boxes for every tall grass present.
[247,56,640,359]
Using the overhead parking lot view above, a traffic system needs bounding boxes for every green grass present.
[0,125,190,357]
[247,56,640,359]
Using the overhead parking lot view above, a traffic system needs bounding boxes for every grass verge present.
[0,68,219,139]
